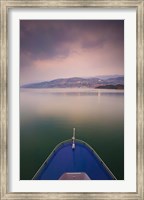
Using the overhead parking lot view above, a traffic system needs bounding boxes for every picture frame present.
[0,0,143,199]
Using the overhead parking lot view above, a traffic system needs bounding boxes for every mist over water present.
[20,88,124,180]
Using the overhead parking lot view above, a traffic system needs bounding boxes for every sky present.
[20,20,124,84]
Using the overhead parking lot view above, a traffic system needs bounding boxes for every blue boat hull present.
[33,140,116,180]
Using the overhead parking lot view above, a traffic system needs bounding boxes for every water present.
[20,88,124,180]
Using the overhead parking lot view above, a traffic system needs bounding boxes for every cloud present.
[82,38,107,49]
[20,20,77,61]
[20,20,124,61]
[20,20,124,84]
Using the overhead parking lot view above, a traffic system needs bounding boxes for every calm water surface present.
[20,88,124,180]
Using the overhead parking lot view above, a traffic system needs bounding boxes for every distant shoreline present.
[96,84,124,89]
[20,86,124,90]
[21,76,124,89]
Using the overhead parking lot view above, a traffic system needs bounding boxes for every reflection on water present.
[20,88,124,180]
[21,88,124,96]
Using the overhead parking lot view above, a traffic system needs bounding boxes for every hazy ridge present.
[21,76,124,89]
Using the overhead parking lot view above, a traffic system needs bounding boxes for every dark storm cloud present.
[20,20,124,84]
[20,20,76,62]
[82,21,124,49]
[20,20,124,67]
[82,38,107,49]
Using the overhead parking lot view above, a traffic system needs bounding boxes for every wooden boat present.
[33,129,116,180]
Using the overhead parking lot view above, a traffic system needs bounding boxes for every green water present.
[20,88,124,180]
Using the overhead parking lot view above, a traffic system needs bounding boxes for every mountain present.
[21,76,124,89]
